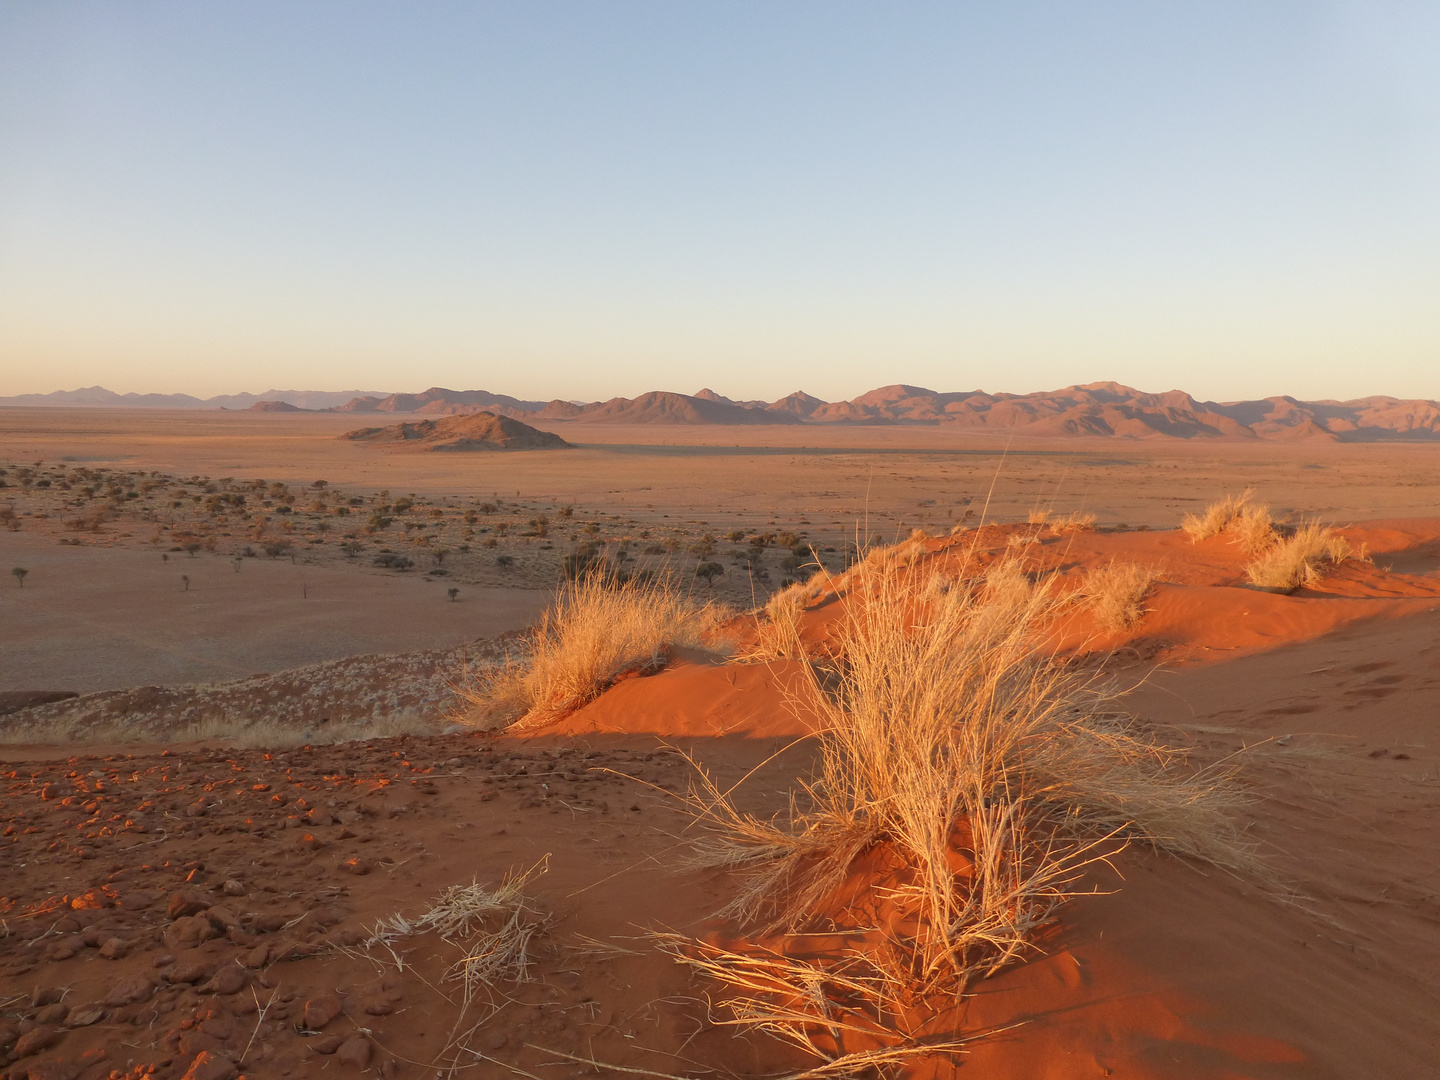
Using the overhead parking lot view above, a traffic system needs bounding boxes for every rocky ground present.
[0,638,522,745]
[0,731,776,1080]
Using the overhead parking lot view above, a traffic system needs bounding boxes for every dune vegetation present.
[1245,521,1355,591]
[457,570,731,728]
[1078,560,1160,633]
[665,547,1252,1071]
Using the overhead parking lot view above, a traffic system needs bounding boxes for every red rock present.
[102,975,153,1007]
[201,906,239,932]
[362,997,392,1015]
[33,1003,67,1025]
[337,857,370,875]
[29,987,65,1008]
[301,994,343,1030]
[98,937,128,959]
[165,960,212,985]
[42,937,80,962]
[178,1050,238,1080]
[304,1033,343,1054]
[165,915,214,950]
[120,889,155,910]
[21,1062,77,1080]
[337,1034,373,1067]
[167,888,212,919]
[200,966,247,996]
[64,1004,106,1028]
[240,943,269,968]
[13,1025,61,1057]
[221,879,246,896]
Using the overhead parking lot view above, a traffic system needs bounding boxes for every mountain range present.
[7,381,1440,441]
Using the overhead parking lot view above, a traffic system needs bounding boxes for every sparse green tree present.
[695,561,724,591]
[447,587,459,602]
[11,566,27,587]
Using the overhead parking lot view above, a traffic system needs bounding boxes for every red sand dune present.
[3,519,1439,1077]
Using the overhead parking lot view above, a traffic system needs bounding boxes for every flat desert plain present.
[1,407,1438,1080]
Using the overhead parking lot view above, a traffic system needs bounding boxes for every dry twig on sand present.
[363,860,550,1008]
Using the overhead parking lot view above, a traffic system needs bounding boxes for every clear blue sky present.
[1,2,1437,403]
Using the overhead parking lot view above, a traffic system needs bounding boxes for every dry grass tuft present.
[1229,502,1278,555]
[456,572,731,728]
[1244,522,1353,591]
[1048,510,1097,535]
[1181,489,1255,542]
[1076,562,1159,633]
[676,553,1253,1068]
[982,557,1035,609]
[742,575,830,662]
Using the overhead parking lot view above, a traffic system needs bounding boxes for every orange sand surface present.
[3,411,1440,1078]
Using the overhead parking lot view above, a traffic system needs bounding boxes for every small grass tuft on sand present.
[457,571,731,728]
[1048,510,1097,535]
[1245,522,1352,591]
[1077,561,1159,633]
[1181,489,1256,542]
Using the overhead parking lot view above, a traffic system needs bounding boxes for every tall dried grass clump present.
[1076,562,1159,633]
[1229,502,1278,555]
[677,558,1251,1069]
[457,573,730,728]
[742,575,830,662]
[1245,522,1352,591]
[1181,489,1255,541]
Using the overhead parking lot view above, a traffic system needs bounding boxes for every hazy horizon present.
[3,3,1438,402]
[8,376,1440,409]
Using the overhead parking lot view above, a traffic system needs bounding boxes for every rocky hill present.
[12,380,1440,440]
[340,411,571,451]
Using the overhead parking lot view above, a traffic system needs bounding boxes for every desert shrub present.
[1244,523,1352,591]
[676,558,1250,1070]
[1181,489,1255,541]
[695,561,724,588]
[457,572,731,729]
[1026,509,1051,526]
[1076,561,1159,632]
[372,552,413,570]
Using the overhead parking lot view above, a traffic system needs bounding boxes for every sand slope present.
[4,519,1440,1077]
